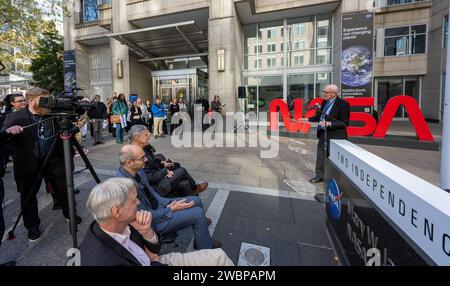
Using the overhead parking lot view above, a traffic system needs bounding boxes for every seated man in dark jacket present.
[128,125,207,197]
[80,177,233,266]
[116,145,221,250]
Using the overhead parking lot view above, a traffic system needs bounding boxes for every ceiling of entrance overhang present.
[108,8,209,61]
[235,0,340,24]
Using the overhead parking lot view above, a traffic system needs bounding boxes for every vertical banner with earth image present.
[341,11,374,98]
[64,50,77,96]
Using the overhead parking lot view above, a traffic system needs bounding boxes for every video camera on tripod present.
[38,89,95,116]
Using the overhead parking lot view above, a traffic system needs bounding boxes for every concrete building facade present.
[64,0,449,122]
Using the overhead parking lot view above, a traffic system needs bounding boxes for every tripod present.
[233,98,250,133]
[7,115,101,249]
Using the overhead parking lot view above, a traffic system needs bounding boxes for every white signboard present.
[330,140,450,265]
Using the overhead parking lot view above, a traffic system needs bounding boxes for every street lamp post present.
[441,6,450,192]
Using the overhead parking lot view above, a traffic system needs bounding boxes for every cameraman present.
[1,88,83,242]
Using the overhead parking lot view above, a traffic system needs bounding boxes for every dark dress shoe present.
[309,176,324,184]
[0,261,16,266]
[212,239,222,249]
[192,181,208,195]
[52,201,62,210]
[160,232,178,244]
[193,239,222,249]
[63,212,83,226]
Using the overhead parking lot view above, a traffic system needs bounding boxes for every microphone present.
[306,103,321,111]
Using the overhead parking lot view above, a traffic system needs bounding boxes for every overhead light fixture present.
[217,48,225,72]
[117,59,123,79]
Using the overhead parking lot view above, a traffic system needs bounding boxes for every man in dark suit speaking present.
[302,84,350,183]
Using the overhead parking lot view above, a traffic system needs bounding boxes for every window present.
[254,44,262,54]
[374,31,377,56]
[444,15,449,49]
[254,58,262,69]
[384,25,426,56]
[267,57,276,68]
[316,16,332,49]
[288,74,315,106]
[317,24,328,37]
[243,16,332,70]
[293,55,304,66]
[82,0,99,22]
[267,43,276,53]
[376,76,420,118]
[245,22,283,70]
[267,28,276,39]
[387,0,423,6]
[385,36,408,56]
[294,24,305,36]
[293,40,305,50]
[316,49,331,65]
[317,73,328,81]
[299,40,305,49]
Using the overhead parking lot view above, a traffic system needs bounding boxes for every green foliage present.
[29,22,64,93]
[0,0,61,74]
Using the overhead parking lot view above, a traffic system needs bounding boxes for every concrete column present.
[208,0,243,113]
[111,0,131,96]
[441,6,450,192]
[129,55,152,102]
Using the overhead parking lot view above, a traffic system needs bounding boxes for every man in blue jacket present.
[116,144,221,249]
[151,97,166,138]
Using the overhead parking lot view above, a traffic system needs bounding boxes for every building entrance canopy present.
[107,20,208,67]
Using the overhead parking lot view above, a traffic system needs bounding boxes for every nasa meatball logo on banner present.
[327,178,342,220]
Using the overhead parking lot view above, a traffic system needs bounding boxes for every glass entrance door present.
[174,86,188,107]
[159,85,189,111]
[152,69,208,117]
[161,87,173,106]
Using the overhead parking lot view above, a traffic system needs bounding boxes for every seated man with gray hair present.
[117,145,222,249]
[128,124,208,197]
[80,177,233,266]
